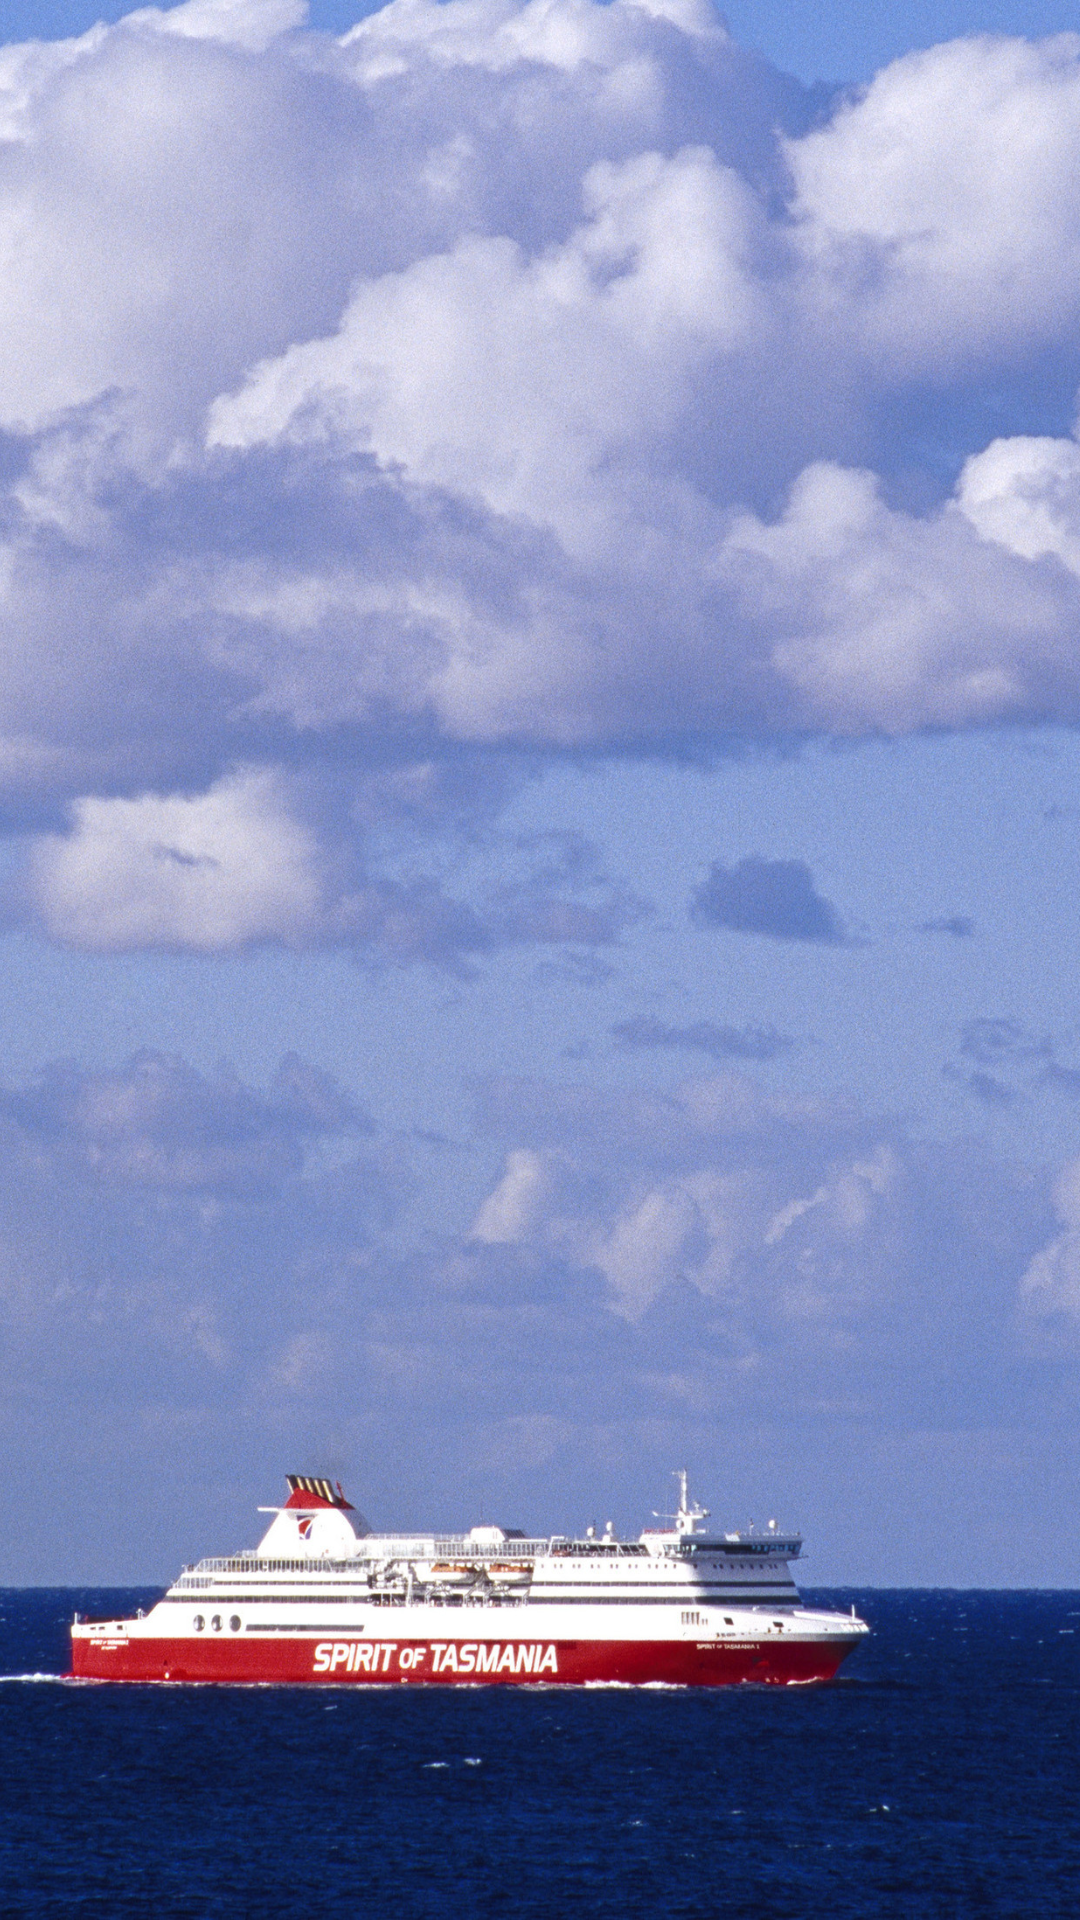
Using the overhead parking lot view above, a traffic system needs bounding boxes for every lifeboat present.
[486,1562,533,1586]
[427,1562,477,1585]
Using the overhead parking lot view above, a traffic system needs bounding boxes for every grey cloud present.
[942,1019,1080,1108]
[509,832,610,890]
[690,857,848,943]
[0,1049,372,1194]
[943,1016,1054,1107]
[329,877,496,973]
[488,831,649,953]
[933,1021,1080,1113]
[329,870,640,973]
[611,1014,794,1061]
[967,1071,1017,1107]
[959,1018,1050,1066]
[943,1062,1017,1108]
[919,915,975,937]
[1039,1062,1080,1098]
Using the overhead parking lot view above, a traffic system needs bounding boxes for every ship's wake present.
[0,1672,68,1684]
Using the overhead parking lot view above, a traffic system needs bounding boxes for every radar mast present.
[675,1469,709,1536]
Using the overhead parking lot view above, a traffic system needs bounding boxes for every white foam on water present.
[583,1679,687,1690]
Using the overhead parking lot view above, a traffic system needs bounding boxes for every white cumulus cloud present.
[29,770,322,951]
[4,2,1080,944]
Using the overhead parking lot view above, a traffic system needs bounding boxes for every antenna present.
[652,1469,710,1535]
[675,1469,709,1536]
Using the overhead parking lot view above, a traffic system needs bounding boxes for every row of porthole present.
[193,1615,241,1633]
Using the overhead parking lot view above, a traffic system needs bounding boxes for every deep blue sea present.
[1,1589,1079,1917]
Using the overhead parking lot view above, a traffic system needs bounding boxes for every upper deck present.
[165,1472,802,1609]
[174,1527,800,1578]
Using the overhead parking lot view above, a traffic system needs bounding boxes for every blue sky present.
[14,1,1080,80]
[6,0,1080,1584]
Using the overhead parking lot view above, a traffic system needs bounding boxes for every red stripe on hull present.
[70,1633,859,1687]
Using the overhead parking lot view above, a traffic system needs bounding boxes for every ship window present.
[229,1616,241,1632]
[724,1617,733,1625]
[211,1615,222,1632]
[193,1615,204,1632]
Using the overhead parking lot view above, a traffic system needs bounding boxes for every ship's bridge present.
[638,1471,801,1559]
[668,1531,802,1559]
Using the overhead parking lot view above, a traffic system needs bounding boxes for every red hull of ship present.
[70,1633,859,1687]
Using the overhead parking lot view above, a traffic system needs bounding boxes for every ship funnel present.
[284,1475,355,1511]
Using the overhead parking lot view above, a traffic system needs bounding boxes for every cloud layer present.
[3,1039,1074,1577]
[5,2,1080,946]
[611,1014,795,1059]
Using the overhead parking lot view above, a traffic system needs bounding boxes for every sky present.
[7,0,1080,1585]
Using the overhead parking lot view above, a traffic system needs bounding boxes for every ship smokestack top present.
[284,1474,355,1511]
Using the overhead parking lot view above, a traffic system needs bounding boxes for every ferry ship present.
[70,1472,868,1686]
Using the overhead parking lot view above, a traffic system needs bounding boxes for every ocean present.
[1,1588,1078,1917]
